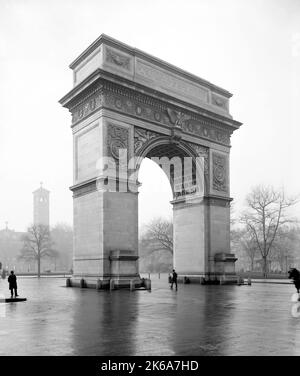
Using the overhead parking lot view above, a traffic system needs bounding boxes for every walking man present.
[8,270,18,298]
[171,269,178,291]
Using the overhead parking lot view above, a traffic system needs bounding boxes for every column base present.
[66,275,151,290]
[177,272,239,285]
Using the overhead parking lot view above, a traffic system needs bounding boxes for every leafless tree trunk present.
[19,224,57,278]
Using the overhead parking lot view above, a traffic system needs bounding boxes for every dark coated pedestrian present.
[171,269,178,291]
[8,270,18,298]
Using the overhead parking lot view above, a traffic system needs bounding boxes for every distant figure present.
[1,269,6,279]
[8,271,18,298]
[171,269,178,290]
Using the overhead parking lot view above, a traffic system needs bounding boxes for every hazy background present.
[1,0,300,231]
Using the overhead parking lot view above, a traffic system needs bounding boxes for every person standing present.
[8,271,18,298]
[171,269,178,290]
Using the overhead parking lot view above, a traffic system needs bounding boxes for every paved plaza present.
[0,275,299,356]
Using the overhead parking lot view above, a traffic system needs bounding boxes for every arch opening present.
[137,140,207,276]
[136,139,206,202]
[138,157,173,274]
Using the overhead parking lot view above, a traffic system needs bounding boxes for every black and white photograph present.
[0,0,300,363]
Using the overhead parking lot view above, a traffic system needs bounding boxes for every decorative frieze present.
[182,119,230,145]
[104,88,231,145]
[71,85,104,125]
[70,80,231,146]
[166,108,191,128]
[212,152,228,193]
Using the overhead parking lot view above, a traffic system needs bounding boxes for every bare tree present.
[138,218,173,273]
[241,185,297,278]
[19,224,57,277]
[145,217,173,255]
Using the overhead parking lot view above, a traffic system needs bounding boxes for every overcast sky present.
[1,0,300,231]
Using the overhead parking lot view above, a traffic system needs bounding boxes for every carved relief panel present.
[106,124,129,161]
[134,127,159,156]
[100,120,134,192]
[211,151,229,195]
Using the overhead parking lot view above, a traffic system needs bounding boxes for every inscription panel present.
[135,59,209,106]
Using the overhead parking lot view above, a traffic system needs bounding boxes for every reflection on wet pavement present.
[0,275,299,355]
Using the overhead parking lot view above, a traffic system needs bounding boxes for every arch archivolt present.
[133,126,209,198]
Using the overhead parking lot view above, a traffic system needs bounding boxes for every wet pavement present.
[0,275,299,356]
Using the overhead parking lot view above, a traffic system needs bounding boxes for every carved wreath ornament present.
[106,48,131,70]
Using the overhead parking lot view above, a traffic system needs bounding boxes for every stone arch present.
[59,34,242,288]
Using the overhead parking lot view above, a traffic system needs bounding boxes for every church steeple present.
[33,183,50,226]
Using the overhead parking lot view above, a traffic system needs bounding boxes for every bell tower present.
[33,182,50,226]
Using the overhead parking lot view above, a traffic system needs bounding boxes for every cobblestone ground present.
[0,275,299,356]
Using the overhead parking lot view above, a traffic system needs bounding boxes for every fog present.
[1,0,299,231]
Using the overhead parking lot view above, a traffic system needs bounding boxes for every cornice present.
[59,69,242,132]
[59,69,102,107]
